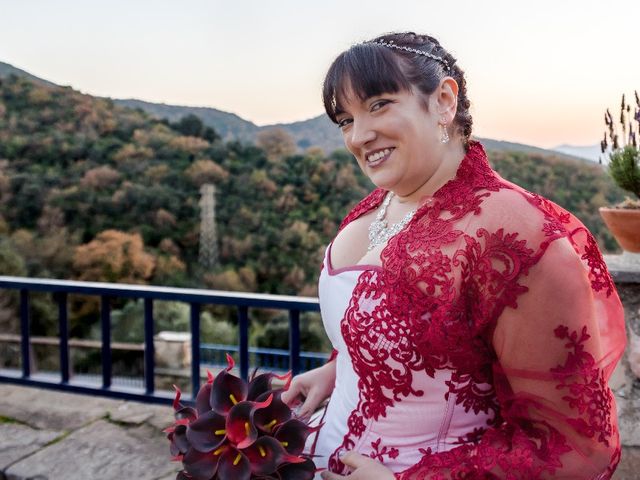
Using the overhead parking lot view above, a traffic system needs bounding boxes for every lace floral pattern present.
[324,142,625,478]
[551,325,614,446]
[369,437,400,462]
[581,233,615,296]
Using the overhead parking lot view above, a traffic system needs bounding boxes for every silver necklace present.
[368,191,417,251]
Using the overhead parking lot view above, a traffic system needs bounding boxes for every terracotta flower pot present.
[599,207,640,252]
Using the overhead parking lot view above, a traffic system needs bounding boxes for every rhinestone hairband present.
[370,40,451,72]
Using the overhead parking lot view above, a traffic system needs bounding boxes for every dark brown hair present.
[322,32,472,148]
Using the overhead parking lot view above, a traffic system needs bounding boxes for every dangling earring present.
[439,121,450,144]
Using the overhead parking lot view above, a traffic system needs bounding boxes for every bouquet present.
[165,354,318,480]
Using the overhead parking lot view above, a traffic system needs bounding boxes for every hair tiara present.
[369,39,451,72]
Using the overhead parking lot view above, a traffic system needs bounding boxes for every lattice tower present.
[199,183,219,269]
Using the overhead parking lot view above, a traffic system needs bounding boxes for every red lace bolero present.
[329,142,626,479]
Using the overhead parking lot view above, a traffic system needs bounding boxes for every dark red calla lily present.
[183,446,225,480]
[273,419,320,456]
[226,394,273,449]
[217,447,252,480]
[276,457,316,480]
[247,370,292,401]
[186,410,227,452]
[211,355,249,415]
[169,423,190,456]
[253,391,291,434]
[173,385,197,422]
[195,382,213,415]
[242,436,306,476]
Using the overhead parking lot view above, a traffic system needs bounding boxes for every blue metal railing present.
[0,276,321,405]
[200,343,329,372]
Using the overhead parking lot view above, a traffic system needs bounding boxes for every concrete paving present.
[0,384,180,480]
[0,383,638,479]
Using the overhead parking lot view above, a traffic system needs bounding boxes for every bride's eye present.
[371,100,390,112]
[337,117,352,129]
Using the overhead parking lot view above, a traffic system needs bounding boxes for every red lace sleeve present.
[396,232,626,479]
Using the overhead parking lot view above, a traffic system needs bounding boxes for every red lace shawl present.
[330,142,626,479]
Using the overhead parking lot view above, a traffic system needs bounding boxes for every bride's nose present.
[346,118,376,151]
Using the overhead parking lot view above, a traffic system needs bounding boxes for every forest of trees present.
[0,74,626,361]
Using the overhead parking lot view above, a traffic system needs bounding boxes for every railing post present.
[56,292,70,383]
[190,303,201,397]
[144,298,155,395]
[101,295,112,389]
[289,309,300,376]
[238,306,249,381]
[20,289,30,378]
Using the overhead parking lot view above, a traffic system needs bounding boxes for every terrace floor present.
[0,384,180,480]
[0,383,639,479]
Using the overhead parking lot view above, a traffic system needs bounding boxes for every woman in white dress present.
[281,32,625,480]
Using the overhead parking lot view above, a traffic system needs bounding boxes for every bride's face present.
[335,87,444,197]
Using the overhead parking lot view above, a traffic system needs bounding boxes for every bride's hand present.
[320,452,396,479]
[280,359,336,419]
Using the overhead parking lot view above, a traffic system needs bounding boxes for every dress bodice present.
[314,243,494,474]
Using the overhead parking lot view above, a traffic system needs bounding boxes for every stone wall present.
[606,254,640,451]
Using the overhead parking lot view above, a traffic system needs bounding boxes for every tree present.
[0,168,11,204]
[80,165,121,189]
[185,159,229,187]
[73,230,155,283]
[153,254,188,286]
[171,114,220,143]
[169,136,210,156]
[112,143,154,165]
[256,128,296,163]
[0,237,27,334]
[173,114,205,137]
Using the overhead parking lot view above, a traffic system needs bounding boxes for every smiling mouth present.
[366,148,394,167]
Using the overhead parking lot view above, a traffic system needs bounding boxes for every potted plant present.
[599,91,640,252]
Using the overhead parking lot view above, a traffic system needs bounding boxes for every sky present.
[0,0,638,149]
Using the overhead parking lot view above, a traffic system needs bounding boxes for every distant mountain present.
[475,138,587,162]
[0,59,587,162]
[553,144,602,163]
[115,98,260,142]
[0,61,57,88]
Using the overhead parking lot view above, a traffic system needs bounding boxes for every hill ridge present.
[0,59,587,161]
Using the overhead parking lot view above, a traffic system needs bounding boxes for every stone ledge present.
[3,419,179,480]
[605,253,640,283]
[0,423,62,474]
[616,393,640,447]
[615,447,640,479]
[0,385,121,431]
[0,385,179,480]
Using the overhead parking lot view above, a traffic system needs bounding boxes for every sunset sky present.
[0,0,638,149]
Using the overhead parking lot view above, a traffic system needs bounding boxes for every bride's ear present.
[435,77,459,124]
